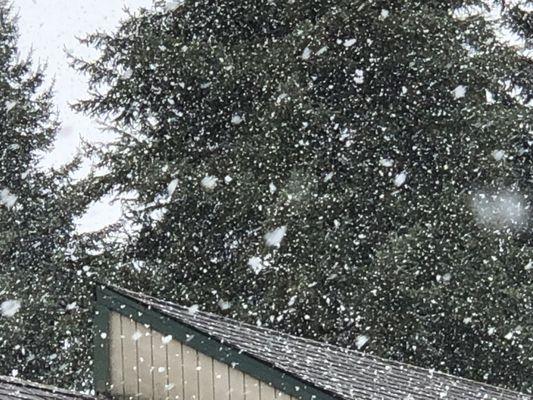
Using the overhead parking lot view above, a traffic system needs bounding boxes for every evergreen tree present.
[74,0,533,391]
[353,190,533,391]
[0,3,92,390]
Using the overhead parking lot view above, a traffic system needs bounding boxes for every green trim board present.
[93,301,111,394]
[94,285,339,400]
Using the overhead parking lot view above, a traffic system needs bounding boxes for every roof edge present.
[95,284,340,400]
[0,375,94,399]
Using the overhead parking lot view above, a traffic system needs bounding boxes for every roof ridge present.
[0,375,94,398]
[109,284,531,399]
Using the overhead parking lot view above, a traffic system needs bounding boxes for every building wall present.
[108,311,296,400]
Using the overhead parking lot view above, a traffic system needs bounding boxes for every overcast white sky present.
[13,0,153,232]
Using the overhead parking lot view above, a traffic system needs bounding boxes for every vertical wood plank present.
[167,338,184,400]
[121,316,139,398]
[197,352,214,400]
[109,312,124,398]
[213,359,230,400]
[137,323,154,399]
[152,329,169,399]
[260,383,276,400]
[229,367,245,400]
[244,376,260,400]
[182,344,199,400]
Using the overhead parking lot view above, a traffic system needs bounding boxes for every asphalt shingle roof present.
[0,376,94,400]
[112,285,531,400]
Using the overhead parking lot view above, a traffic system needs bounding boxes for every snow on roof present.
[110,285,532,400]
[0,376,95,400]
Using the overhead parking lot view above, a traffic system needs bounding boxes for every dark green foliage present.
[0,3,93,390]
[353,191,533,390]
[74,0,533,392]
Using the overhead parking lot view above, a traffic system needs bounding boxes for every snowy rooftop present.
[0,376,94,400]
[111,286,532,400]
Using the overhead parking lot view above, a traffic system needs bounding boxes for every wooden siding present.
[108,312,297,400]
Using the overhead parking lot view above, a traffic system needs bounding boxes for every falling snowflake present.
[379,158,394,167]
[288,295,297,306]
[132,331,143,341]
[437,273,452,284]
[5,100,16,111]
[187,304,200,315]
[264,226,287,248]
[344,38,357,47]
[248,257,264,274]
[356,335,369,349]
[201,175,218,191]
[231,114,243,125]
[394,171,407,187]
[471,191,528,230]
[316,46,328,56]
[491,150,506,161]
[353,69,364,84]
[162,335,173,344]
[167,178,178,196]
[380,9,390,20]
[1,300,21,317]
[301,47,312,60]
[218,300,232,310]
[452,85,467,99]
[485,89,495,104]
[0,188,17,208]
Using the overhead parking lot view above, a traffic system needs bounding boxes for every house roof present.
[100,285,531,400]
[0,376,95,400]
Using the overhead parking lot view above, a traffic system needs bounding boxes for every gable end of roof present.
[94,285,338,400]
